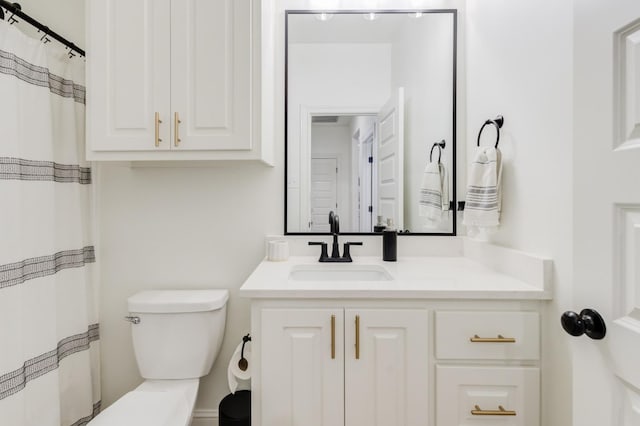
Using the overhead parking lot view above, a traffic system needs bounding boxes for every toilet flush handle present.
[124,316,141,325]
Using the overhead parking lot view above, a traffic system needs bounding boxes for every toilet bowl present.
[88,289,229,426]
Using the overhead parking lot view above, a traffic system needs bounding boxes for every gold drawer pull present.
[154,112,162,147]
[470,334,516,343]
[471,405,516,416]
[331,315,336,360]
[174,112,182,147]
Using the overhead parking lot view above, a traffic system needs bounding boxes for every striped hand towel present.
[419,161,449,221]
[463,146,503,229]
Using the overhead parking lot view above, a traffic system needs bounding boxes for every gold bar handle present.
[470,334,516,343]
[154,112,162,147]
[174,112,182,147]
[331,315,336,359]
[355,315,360,360]
[471,405,516,416]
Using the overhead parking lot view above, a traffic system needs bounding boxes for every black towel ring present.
[430,140,446,163]
[477,115,504,148]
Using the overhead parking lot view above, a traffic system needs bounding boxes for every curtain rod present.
[0,1,85,57]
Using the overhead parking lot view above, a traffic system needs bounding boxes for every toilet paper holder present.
[238,334,251,371]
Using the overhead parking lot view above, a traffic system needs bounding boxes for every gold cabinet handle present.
[471,405,516,416]
[174,112,182,147]
[470,334,516,343]
[154,112,162,147]
[355,315,360,360]
[331,315,336,359]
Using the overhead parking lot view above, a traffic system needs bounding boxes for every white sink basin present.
[289,264,393,282]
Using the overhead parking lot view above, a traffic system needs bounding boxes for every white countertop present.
[239,255,552,300]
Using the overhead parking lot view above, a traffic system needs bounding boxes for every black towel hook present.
[430,140,446,163]
[477,115,504,148]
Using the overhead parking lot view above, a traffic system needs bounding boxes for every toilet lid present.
[88,390,190,426]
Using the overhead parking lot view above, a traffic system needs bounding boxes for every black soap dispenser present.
[382,219,397,262]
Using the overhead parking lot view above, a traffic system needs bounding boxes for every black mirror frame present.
[284,9,458,237]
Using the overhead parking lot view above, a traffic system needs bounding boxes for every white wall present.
[391,13,455,232]
[287,43,391,231]
[465,1,573,425]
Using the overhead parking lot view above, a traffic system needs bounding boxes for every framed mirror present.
[285,10,457,235]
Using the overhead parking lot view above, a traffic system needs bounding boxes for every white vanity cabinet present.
[86,0,266,162]
[242,253,551,426]
[259,307,429,426]
[252,301,543,426]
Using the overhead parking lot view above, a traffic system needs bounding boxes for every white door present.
[344,309,429,426]
[87,0,171,151]
[261,309,344,426]
[377,88,405,229]
[171,0,252,151]
[572,2,640,425]
[310,158,337,232]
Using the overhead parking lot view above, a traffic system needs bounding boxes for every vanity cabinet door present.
[261,309,344,426]
[344,309,429,426]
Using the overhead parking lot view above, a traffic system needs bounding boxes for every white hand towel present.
[227,341,252,394]
[419,161,449,221]
[463,146,503,233]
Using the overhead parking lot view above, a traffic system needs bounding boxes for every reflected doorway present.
[309,114,377,232]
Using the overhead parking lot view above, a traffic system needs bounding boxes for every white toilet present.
[89,289,229,426]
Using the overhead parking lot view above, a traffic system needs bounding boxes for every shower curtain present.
[0,21,100,426]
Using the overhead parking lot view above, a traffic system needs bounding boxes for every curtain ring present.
[477,115,504,148]
[430,140,446,163]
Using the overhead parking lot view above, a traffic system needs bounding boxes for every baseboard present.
[191,409,218,426]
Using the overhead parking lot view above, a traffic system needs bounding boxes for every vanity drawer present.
[435,311,539,360]
[436,365,540,426]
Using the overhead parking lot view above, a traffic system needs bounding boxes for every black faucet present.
[309,211,362,262]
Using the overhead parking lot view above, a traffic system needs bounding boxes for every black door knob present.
[561,308,606,340]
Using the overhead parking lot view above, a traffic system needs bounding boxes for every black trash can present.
[219,390,251,426]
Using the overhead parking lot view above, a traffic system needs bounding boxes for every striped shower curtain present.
[0,20,100,426]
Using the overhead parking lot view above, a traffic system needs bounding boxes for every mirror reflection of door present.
[309,157,337,232]
[310,114,378,232]
[377,87,404,231]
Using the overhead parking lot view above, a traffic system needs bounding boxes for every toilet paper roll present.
[267,240,289,261]
[227,341,251,394]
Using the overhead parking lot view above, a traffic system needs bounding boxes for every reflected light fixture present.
[316,12,333,21]
[363,12,378,21]
[410,11,424,18]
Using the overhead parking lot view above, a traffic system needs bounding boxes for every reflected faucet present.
[308,211,363,262]
[329,211,340,258]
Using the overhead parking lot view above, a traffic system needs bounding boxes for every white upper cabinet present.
[86,0,269,162]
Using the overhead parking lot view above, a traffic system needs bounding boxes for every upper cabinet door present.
[170,0,253,151]
[87,0,171,151]
[345,309,429,426]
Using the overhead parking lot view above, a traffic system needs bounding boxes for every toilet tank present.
[127,290,229,379]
